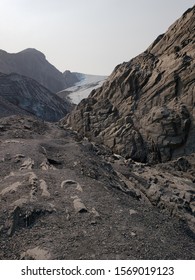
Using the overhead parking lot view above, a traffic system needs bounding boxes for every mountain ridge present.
[0,48,78,93]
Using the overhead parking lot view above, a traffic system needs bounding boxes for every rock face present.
[0,72,71,121]
[0,48,78,92]
[0,115,194,260]
[65,6,195,163]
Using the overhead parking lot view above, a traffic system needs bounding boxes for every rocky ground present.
[0,115,194,260]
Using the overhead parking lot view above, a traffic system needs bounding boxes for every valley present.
[0,5,194,260]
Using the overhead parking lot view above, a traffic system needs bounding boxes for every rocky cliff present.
[0,48,77,93]
[64,6,195,163]
[0,72,71,121]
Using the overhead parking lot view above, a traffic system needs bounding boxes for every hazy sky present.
[0,0,194,75]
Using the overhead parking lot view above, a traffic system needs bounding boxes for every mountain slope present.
[0,72,71,121]
[0,96,33,118]
[57,73,107,104]
[0,49,77,92]
[64,6,195,163]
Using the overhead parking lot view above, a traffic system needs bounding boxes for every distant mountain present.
[57,73,107,104]
[63,70,80,89]
[0,48,78,93]
[64,6,195,163]
[0,72,72,121]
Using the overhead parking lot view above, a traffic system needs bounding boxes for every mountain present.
[0,72,72,121]
[64,6,195,163]
[0,115,194,259]
[57,73,107,104]
[0,48,78,92]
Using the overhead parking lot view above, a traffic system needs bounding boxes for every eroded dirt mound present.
[0,116,194,259]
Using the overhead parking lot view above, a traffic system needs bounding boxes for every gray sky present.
[0,0,194,75]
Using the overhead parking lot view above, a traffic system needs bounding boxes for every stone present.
[20,158,34,170]
[7,206,21,236]
[76,184,83,192]
[29,173,38,201]
[174,157,191,172]
[11,198,28,207]
[190,202,195,214]
[39,179,50,198]
[129,209,137,215]
[73,197,87,213]
[61,180,78,189]
[147,185,162,204]
[20,246,51,260]
[4,153,11,161]
[14,155,25,163]
[0,182,22,196]
[40,160,56,170]
[91,207,100,218]
[29,173,38,185]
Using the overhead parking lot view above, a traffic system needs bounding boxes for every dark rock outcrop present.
[0,48,77,92]
[0,72,71,121]
[64,6,195,163]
